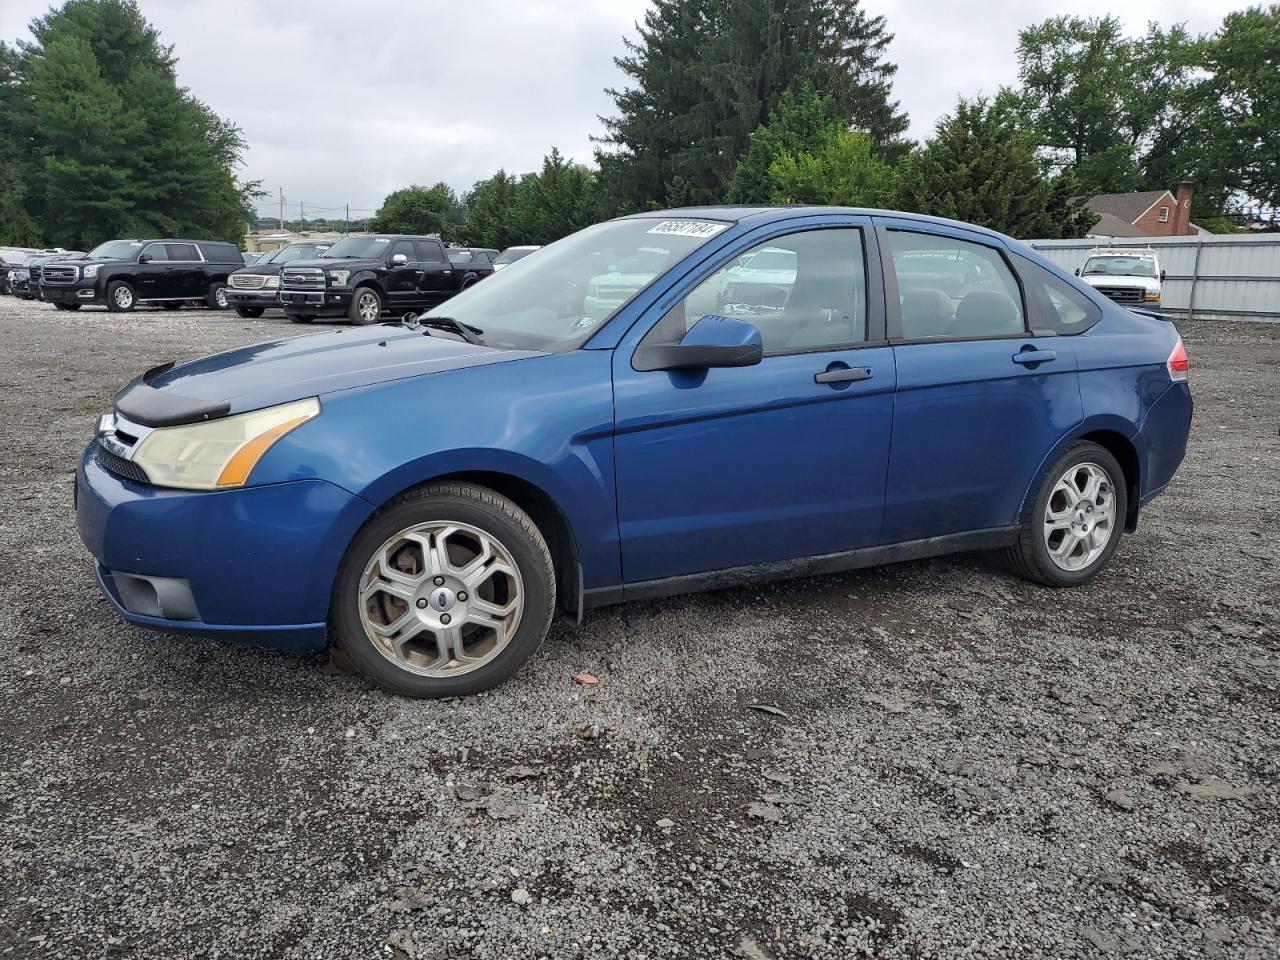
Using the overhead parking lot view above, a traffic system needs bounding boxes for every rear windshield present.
[494,247,536,264]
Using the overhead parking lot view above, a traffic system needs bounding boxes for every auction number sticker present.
[646,220,729,238]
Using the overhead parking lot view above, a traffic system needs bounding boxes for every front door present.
[875,220,1083,543]
[384,239,423,311]
[612,222,897,585]
[136,242,173,300]
[415,239,454,304]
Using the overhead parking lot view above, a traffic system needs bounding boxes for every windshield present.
[1082,255,1157,278]
[447,250,473,263]
[86,240,144,261]
[275,243,331,263]
[319,236,395,259]
[424,217,731,352]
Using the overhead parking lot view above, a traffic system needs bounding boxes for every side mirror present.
[138,253,152,264]
[634,315,763,372]
[1160,269,1167,282]
[1073,267,1080,276]
[391,253,408,266]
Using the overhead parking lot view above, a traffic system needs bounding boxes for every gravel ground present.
[0,294,1276,960]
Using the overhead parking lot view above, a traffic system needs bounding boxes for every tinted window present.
[166,243,200,261]
[493,247,536,265]
[416,240,444,262]
[141,243,171,262]
[389,240,416,262]
[447,249,473,263]
[888,231,1024,340]
[86,240,144,261]
[644,228,869,355]
[1017,257,1102,335]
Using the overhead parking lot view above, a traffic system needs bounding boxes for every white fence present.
[1025,234,1280,322]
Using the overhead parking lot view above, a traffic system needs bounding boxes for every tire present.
[206,282,229,310]
[235,306,265,319]
[347,286,383,325]
[53,302,81,311]
[332,482,556,698]
[106,280,136,312]
[287,313,315,324]
[1003,441,1128,587]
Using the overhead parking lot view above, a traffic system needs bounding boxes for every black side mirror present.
[1160,269,1167,281]
[138,253,152,264]
[1073,267,1080,276]
[634,315,764,372]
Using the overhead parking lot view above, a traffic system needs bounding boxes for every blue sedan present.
[75,207,1193,697]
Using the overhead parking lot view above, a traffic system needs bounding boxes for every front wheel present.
[332,482,556,698]
[105,280,136,312]
[1003,441,1128,586]
[207,282,229,310]
[235,306,265,318]
[347,287,383,325]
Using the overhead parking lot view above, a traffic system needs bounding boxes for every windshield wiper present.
[402,313,485,345]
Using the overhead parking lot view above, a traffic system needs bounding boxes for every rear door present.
[164,242,204,299]
[384,239,423,311]
[611,217,897,585]
[414,239,454,303]
[876,219,1082,543]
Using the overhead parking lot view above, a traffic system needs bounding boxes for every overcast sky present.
[0,0,1246,220]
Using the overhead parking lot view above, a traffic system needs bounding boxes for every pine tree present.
[370,183,464,238]
[726,84,843,203]
[460,171,523,249]
[514,149,601,245]
[597,0,908,210]
[896,96,1095,239]
[0,42,41,245]
[765,129,897,206]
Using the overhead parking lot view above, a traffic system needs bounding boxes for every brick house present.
[1085,182,1197,237]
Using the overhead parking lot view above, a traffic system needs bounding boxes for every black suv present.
[278,234,494,325]
[225,241,336,318]
[39,238,243,312]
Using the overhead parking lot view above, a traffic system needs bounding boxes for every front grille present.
[282,268,325,290]
[95,443,149,485]
[42,266,78,284]
[230,273,268,290]
[1094,285,1145,304]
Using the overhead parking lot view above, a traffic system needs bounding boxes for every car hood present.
[284,257,382,271]
[231,263,285,277]
[112,325,541,427]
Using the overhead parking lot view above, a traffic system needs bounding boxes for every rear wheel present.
[106,280,136,312]
[53,303,81,311]
[207,282,229,310]
[235,306,265,318]
[347,287,383,325]
[332,482,555,698]
[1004,441,1127,586]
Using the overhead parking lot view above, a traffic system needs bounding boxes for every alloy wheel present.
[357,521,524,677]
[114,286,133,309]
[215,287,228,308]
[1042,462,1116,572]
[357,290,380,323]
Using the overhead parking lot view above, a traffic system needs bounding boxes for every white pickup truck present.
[1075,248,1165,308]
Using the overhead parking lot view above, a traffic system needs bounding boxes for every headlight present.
[83,264,101,278]
[131,398,320,490]
[264,274,280,289]
[328,270,350,286]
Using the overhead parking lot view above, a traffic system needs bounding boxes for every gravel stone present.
[0,298,1277,958]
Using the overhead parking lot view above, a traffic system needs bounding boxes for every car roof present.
[620,205,1014,243]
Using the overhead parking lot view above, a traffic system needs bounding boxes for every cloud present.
[0,0,1244,217]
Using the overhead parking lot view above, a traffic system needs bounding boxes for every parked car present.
[226,241,335,318]
[39,238,243,312]
[75,206,1193,699]
[1076,247,1164,307]
[278,234,494,325]
[492,245,541,270]
[242,252,264,265]
[447,247,500,265]
[13,254,80,300]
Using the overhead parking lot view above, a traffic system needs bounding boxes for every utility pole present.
[345,204,350,235]
[299,201,305,233]
[278,188,285,230]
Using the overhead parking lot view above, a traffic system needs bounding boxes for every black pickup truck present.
[278,234,494,324]
[39,238,243,312]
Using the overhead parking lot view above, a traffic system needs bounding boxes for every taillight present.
[1167,339,1189,382]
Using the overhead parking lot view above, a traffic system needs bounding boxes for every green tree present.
[765,129,896,206]
[370,183,464,238]
[459,170,523,248]
[514,149,601,245]
[0,42,41,245]
[897,95,1095,239]
[726,84,843,203]
[598,0,908,210]
[1016,15,1201,195]
[12,0,255,248]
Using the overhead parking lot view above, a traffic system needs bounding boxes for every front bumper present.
[280,288,353,316]
[225,289,278,309]
[75,443,371,651]
[42,282,103,306]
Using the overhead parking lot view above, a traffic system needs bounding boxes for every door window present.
[389,240,416,263]
[140,243,171,262]
[1017,257,1102,335]
[416,240,444,262]
[165,243,200,261]
[644,228,869,355]
[888,231,1025,340]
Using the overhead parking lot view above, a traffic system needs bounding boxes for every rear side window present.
[166,242,200,261]
[197,241,240,262]
[887,230,1025,340]
[1015,256,1102,335]
[416,240,444,262]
